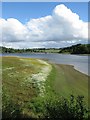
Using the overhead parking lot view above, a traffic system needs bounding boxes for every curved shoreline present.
[48,60,89,76]
[74,66,89,76]
[1,54,89,76]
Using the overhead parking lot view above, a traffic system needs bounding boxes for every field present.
[1,56,89,119]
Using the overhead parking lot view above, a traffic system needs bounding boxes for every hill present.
[0,44,90,54]
[59,44,90,54]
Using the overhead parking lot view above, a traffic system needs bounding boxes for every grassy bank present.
[1,56,89,119]
[46,63,88,103]
[2,56,52,118]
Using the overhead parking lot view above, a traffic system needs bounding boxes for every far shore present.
[1,52,90,56]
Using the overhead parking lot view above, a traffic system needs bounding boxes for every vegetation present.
[2,57,52,118]
[44,95,89,120]
[2,93,89,119]
[0,44,90,54]
[2,92,22,119]
[0,46,60,53]
[1,57,89,119]
[50,64,88,103]
[59,44,90,54]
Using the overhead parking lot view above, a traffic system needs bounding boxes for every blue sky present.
[2,2,88,24]
[2,0,90,2]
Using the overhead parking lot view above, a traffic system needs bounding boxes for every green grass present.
[1,56,89,118]
[46,63,88,106]
[2,57,49,115]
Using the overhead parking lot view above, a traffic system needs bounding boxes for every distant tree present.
[59,44,90,54]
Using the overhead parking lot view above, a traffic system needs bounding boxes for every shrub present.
[44,95,89,120]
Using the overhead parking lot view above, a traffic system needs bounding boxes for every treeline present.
[59,44,90,54]
[0,44,90,54]
[0,47,59,53]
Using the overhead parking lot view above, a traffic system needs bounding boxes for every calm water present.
[2,53,89,75]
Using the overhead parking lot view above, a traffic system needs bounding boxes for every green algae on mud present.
[46,63,88,104]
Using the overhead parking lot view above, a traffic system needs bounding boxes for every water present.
[2,53,89,75]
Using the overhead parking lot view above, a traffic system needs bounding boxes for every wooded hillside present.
[0,44,90,54]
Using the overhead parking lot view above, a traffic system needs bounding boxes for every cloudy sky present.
[2,0,89,2]
[0,2,88,48]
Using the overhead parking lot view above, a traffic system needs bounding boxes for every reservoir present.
[2,53,89,75]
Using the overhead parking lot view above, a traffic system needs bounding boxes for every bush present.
[44,95,89,120]
[2,92,89,119]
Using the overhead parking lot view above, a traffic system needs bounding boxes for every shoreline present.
[52,62,89,77]
[1,52,90,55]
[1,55,89,76]
[73,66,89,76]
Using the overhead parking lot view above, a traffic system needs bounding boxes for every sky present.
[2,0,90,2]
[2,2,88,23]
[0,2,89,48]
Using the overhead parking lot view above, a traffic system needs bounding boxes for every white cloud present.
[0,18,29,42]
[0,4,88,48]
